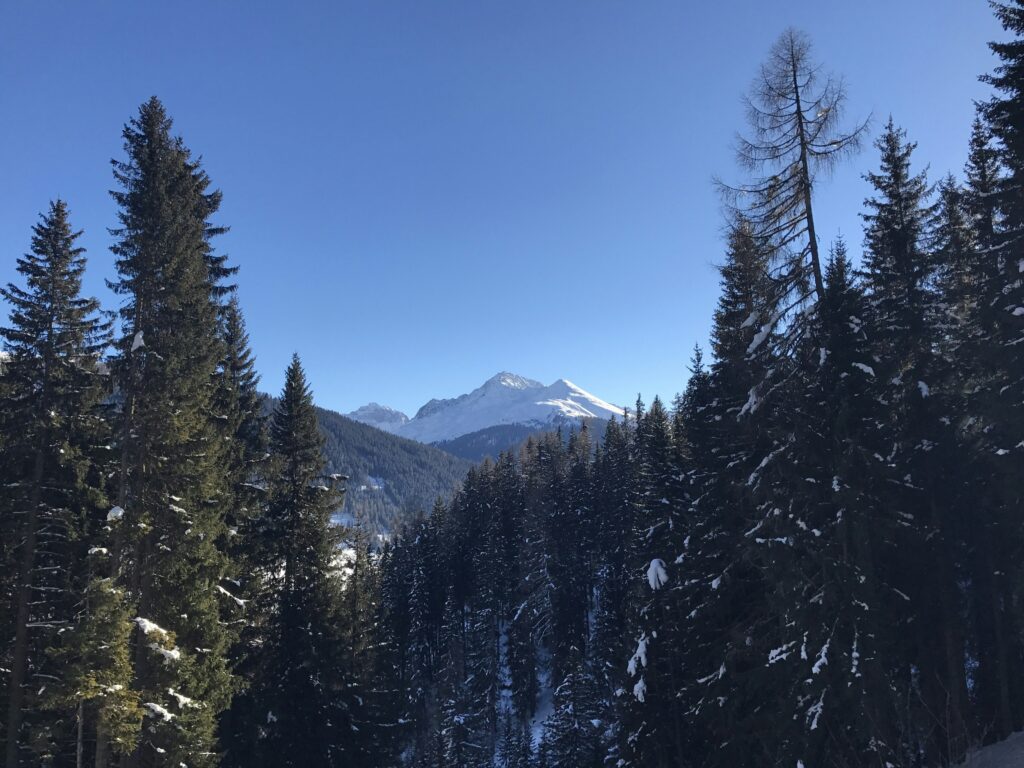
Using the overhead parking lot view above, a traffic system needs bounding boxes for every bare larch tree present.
[724,28,868,306]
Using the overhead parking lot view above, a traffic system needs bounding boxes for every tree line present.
[3,2,1024,767]
[0,98,375,767]
[371,8,1024,768]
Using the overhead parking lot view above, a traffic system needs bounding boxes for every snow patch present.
[144,702,174,721]
[851,362,875,377]
[134,617,169,636]
[646,559,669,590]
[627,635,649,676]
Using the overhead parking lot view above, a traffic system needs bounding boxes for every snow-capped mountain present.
[345,402,410,432]
[347,372,624,445]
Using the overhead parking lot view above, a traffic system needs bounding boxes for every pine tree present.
[663,217,778,767]
[217,296,270,767]
[964,3,1024,739]
[0,200,111,766]
[338,518,384,766]
[48,576,144,767]
[249,355,347,766]
[745,244,903,766]
[104,97,238,767]
[860,119,971,763]
[538,669,603,768]
[621,397,689,766]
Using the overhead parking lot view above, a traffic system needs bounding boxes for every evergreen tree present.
[861,119,971,763]
[217,295,270,767]
[250,355,347,766]
[747,245,903,766]
[0,201,111,766]
[48,576,144,767]
[966,2,1024,739]
[338,518,384,766]
[104,96,237,767]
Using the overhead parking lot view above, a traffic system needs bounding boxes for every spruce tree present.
[0,201,111,766]
[861,119,971,763]
[966,3,1024,738]
[249,355,347,766]
[105,97,237,767]
[668,217,777,767]
[746,244,903,766]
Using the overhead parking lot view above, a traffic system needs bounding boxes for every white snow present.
[361,372,625,444]
[149,644,181,663]
[134,617,169,636]
[216,585,246,607]
[131,331,145,352]
[627,635,649,676]
[168,688,198,709]
[767,641,797,665]
[806,690,825,730]
[960,731,1024,767]
[106,506,124,522]
[144,702,174,721]
[345,402,410,431]
[851,362,875,377]
[811,639,829,675]
[646,559,669,590]
[918,381,930,397]
[632,676,647,703]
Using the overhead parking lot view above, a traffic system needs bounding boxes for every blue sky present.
[0,1,1003,415]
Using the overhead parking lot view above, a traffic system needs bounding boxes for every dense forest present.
[2,4,1024,768]
[301,401,472,533]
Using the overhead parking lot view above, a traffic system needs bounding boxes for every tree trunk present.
[790,48,824,301]
[94,719,110,768]
[76,700,85,768]
[4,448,46,768]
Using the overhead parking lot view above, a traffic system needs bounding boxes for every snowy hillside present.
[348,372,624,445]
[960,732,1024,767]
[345,401,410,431]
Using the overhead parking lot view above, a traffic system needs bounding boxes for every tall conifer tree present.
[105,97,237,767]
[249,355,348,766]
[0,201,111,766]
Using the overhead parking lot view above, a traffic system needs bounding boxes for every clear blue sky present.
[0,1,1002,415]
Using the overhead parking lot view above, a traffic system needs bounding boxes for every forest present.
[2,3,1024,767]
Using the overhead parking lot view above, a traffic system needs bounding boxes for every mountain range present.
[305,373,622,533]
[346,371,623,447]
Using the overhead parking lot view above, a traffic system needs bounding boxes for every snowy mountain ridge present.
[346,371,624,445]
[345,402,410,432]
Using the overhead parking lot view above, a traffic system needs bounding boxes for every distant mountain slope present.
[314,406,473,533]
[345,402,409,432]
[348,372,624,448]
[435,418,612,462]
[263,395,471,533]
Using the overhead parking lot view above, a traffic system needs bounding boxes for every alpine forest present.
[4,4,1024,768]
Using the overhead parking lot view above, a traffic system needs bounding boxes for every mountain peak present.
[346,402,410,432]
[482,372,543,391]
[394,372,623,444]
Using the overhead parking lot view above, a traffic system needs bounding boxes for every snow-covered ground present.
[960,732,1024,767]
